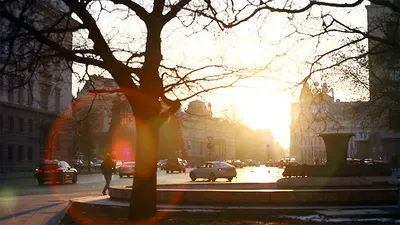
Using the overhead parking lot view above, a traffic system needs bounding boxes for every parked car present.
[226,159,245,168]
[94,159,103,168]
[82,160,94,170]
[113,160,123,174]
[165,157,186,173]
[182,159,189,168]
[190,161,237,182]
[72,159,83,169]
[119,161,135,178]
[157,159,167,170]
[35,160,78,185]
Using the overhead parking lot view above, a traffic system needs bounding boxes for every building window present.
[0,76,4,99]
[18,145,23,161]
[7,144,13,161]
[0,144,3,163]
[56,136,61,151]
[19,118,24,132]
[28,119,33,133]
[390,67,400,81]
[40,83,51,111]
[27,91,33,106]
[9,116,14,131]
[7,77,14,103]
[18,87,24,104]
[386,21,399,44]
[55,89,61,113]
[27,80,34,106]
[27,146,33,160]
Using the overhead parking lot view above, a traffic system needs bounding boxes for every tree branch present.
[110,0,150,21]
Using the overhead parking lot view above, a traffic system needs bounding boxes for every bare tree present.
[2,0,392,222]
[319,1,400,131]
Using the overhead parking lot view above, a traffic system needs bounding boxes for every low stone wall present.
[146,183,278,190]
[276,176,399,188]
[109,185,398,206]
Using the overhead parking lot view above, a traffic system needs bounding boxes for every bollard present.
[398,169,400,207]
[397,178,400,207]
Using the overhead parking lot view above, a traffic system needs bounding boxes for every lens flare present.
[112,138,135,162]
[43,88,188,223]
[0,187,17,210]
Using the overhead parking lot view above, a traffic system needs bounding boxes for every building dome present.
[187,100,212,117]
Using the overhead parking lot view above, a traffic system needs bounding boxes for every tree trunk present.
[128,116,160,222]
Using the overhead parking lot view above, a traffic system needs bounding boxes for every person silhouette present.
[100,154,115,195]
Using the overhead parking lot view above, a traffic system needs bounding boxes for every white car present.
[189,161,237,182]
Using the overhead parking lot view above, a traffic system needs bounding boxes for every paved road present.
[0,166,283,223]
[0,166,283,196]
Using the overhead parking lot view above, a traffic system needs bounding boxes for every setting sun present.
[213,83,293,149]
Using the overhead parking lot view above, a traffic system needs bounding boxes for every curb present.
[45,201,71,225]
[66,198,400,219]
[108,186,398,206]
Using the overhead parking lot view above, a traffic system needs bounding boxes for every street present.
[0,166,283,222]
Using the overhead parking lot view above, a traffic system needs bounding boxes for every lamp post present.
[207,136,213,160]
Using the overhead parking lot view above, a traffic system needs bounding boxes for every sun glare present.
[219,86,292,149]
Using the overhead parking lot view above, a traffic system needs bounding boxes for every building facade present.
[74,77,237,166]
[73,76,120,160]
[363,2,400,161]
[177,100,236,165]
[0,0,73,178]
[290,83,369,164]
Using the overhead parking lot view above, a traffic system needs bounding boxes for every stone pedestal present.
[320,133,354,166]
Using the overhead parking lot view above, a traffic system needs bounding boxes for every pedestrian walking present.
[100,154,115,195]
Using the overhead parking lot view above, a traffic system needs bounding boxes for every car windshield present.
[216,162,233,167]
[39,164,58,171]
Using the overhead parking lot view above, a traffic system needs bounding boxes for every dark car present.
[165,157,186,173]
[72,159,84,169]
[119,161,135,178]
[35,160,78,185]
[157,159,167,170]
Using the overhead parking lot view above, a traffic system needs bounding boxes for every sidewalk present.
[0,200,69,225]
[62,196,400,225]
[2,194,400,225]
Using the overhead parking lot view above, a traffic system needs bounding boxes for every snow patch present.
[281,215,400,223]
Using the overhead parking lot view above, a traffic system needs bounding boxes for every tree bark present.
[128,115,160,221]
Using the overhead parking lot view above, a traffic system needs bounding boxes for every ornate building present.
[177,100,236,165]
[74,77,236,165]
[290,83,368,164]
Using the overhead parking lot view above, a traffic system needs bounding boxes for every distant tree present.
[80,118,95,171]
